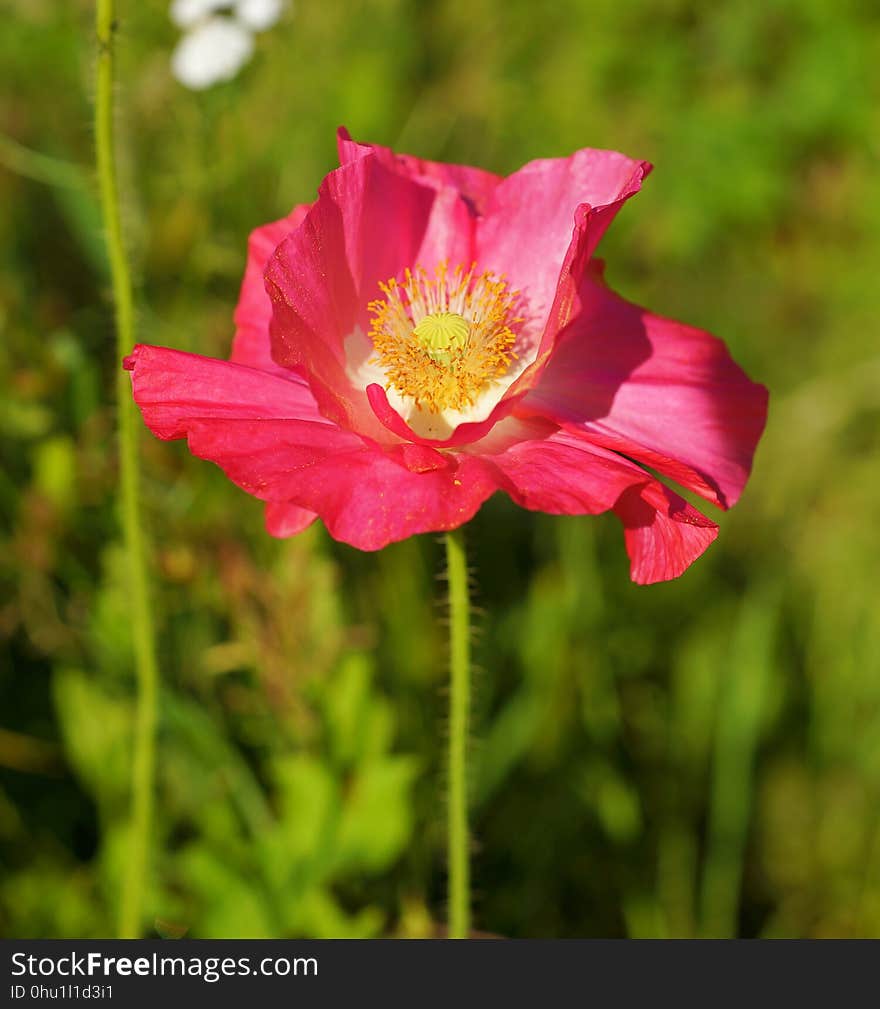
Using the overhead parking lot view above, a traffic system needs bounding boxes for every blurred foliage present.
[2,0,880,938]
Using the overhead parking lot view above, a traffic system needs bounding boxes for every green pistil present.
[413,311,470,366]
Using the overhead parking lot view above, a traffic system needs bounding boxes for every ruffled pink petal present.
[124,344,325,439]
[126,345,717,577]
[477,148,651,327]
[282,448,497,549]
[364,382,518,447]
[470,420,718,584]
[125,344,498,550]
[125,345,356,502]
[615,482,718,586]
[264,153,474,438]
[178,417,497,550]
[336,127,502,215]
[264,501,318,537]
[231,204,311,374]
[522,265,769,508]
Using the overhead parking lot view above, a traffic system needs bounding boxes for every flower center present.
[368,262,521,413]
[413,311,470,364]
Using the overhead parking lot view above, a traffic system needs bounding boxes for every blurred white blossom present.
[171,16,254,90]
[170,0,288,90]
[236,0,285,31]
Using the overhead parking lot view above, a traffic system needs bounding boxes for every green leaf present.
[335,757,418,874]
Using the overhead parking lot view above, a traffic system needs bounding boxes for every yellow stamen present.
[368,262,521,413]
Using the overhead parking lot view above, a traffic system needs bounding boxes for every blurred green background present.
[2,0,879,938]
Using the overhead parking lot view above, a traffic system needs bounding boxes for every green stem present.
[445,528,471,938]
[95,0,159,939]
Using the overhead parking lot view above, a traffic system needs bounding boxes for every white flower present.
[235,0,284,31]
[170,0,231,29]
[169,0,289,90]
[171,15,255,90]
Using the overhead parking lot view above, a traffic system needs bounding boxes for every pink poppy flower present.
[125,129,767,583]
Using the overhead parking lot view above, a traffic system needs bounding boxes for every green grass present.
[1,0,879,937]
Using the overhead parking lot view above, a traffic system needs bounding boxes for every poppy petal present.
[231,203,311,374]
[264,501,318,537]
[471,420,718,583]
[264,153,474,438]
[523,266,769,508]
[124,344,325,440]
[336,126,502,215]
[477,148,651,327]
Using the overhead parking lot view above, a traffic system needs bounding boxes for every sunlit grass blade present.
[699,581,779,937]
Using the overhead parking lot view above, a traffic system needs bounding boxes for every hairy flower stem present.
[95,0,159,939]
[445,528,471,938]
